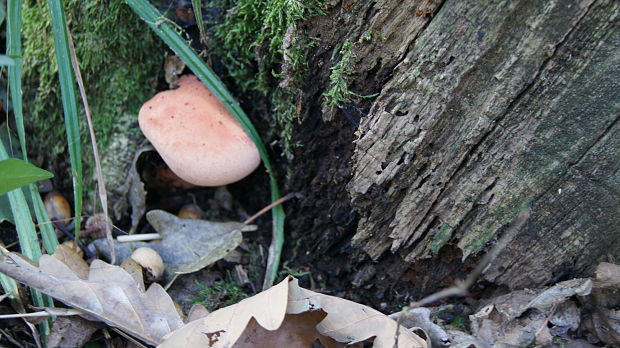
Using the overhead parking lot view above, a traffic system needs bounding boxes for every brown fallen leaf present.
[91,210,248,283]
[47,316,102,348]
[595,262,620,288]
[159,276,427,348]
[0,247,183,345]
[470,278,592,347]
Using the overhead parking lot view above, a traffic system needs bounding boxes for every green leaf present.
[0,158,54,195]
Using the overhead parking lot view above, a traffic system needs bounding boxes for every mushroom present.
[138,75,260,186]
[130,247,164,282]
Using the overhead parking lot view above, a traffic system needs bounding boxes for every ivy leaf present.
[0,158,53,195]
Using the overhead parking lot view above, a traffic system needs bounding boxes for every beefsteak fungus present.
[139,75,260,186]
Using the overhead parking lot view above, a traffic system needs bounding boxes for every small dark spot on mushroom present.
[148,106,152,109]
[208,92,212,96]
[202,143,205,146]
[170,115,175,119]
[184,102,189,106]
[218,121,223,125]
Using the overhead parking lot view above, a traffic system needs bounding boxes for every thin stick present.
[23,319,42,348]
[0,312,50,319]
[66,28,115,264]
[0,328,25,348]
[242,193,298,226]
[117,233,161,243]
[407,207,531,308]
[35,215,87,226]
[0,308,82,320]
[390,207,531,347]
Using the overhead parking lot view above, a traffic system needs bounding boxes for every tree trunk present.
[284,0,619,306]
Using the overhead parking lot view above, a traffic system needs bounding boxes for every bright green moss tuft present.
[210,0,324,158]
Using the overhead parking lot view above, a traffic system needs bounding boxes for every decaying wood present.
[287,0,619,299]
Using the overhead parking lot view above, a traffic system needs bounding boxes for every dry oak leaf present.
[0,246,183,345]
[160,276,427,348]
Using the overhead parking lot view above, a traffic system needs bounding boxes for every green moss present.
[322,39,379,109]
[210,0,324,158]
[192,276,248,311]
[464,202,526,255]
[212,0,323,93]
[22,0,165,156]
[430,223,452,254]
[432,309,468,329]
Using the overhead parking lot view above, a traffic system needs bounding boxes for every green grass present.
[1,0,64,341]
[48,0,84,235]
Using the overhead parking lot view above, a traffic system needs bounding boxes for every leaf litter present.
[0,247,427,347]
[89,209,254,283]
[0,245,184,345]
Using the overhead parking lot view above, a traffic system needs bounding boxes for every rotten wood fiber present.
[345,0,619,289]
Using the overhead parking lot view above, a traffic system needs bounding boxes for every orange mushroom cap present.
[139,75,260,186]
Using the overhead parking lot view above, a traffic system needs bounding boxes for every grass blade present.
[7,0,58,255]
[6,0,55,339]
[47,0,83,234]
[124,0,285,289]
[191,0,208,46]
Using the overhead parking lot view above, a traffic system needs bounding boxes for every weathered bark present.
[286,0,619,304]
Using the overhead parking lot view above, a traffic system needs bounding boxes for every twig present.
[54,218,96,259]
[66,28,115,264]
[22,320,42,348]
[117,233,161,243]
[390,207,531,346]
[534,303,557,339]
[243,193,298,226]
[0,328,26,348]
[0,308,82,320]
[408,207,531,308]
[0,312,50,320]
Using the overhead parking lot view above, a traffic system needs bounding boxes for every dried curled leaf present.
[160,277,427,348]
[0,247,183,345]
[91,210,246,282]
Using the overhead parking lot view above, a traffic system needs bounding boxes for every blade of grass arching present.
[48,0,83,235]
[6,0,59,255]
[66,29,115,264]
[124,0,285,289]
